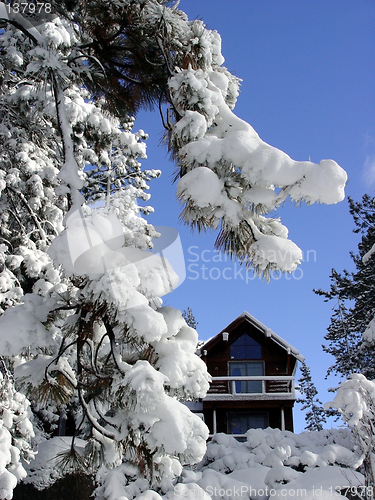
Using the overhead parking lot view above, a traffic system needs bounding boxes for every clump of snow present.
[363,316,375,343]
[265,465,301,489]
[152,307,211,399]
[362,242,375,265]
[247,223,303,274]
[177,167,224,209]
[173,111,207,143]
[0,294,56,356]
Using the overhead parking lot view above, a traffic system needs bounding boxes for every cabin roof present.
[201,311,304,362]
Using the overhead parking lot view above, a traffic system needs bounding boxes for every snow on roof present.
[201,311,304,362]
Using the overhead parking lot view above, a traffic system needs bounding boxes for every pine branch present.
[77,385,116,440]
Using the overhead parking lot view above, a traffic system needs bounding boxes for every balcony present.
[204,375,296,401]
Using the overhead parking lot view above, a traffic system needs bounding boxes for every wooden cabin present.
[198,312,304,438]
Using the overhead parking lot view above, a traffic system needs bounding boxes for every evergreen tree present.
[182,307,198,330]
[0,10,210,497]
[296,361,326,431]
[315,195,375,379]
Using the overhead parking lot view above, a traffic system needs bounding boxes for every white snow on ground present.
[22,427,364,500]
[179,428,364,500]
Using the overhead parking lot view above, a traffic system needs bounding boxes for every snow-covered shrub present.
[326,374,375,491]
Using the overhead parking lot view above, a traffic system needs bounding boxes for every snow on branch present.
[146,7,348,277]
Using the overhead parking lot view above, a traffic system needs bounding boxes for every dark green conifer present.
[297,361,326,431]
[315,195,375,379]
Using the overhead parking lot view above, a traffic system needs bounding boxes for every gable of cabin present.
[203,314,298,380]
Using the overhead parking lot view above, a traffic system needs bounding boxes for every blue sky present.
[135,0,375,432]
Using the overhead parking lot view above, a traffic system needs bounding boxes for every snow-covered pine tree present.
[315,195,375,379]
[296,361,326,431]
[0,9,210,498]
[326,373,375,496]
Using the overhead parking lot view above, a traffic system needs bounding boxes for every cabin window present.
[227,412,268,435]
[229,361,264,393]
[230,334,262,360]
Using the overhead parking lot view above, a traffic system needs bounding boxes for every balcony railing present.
[204,375,295,401]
